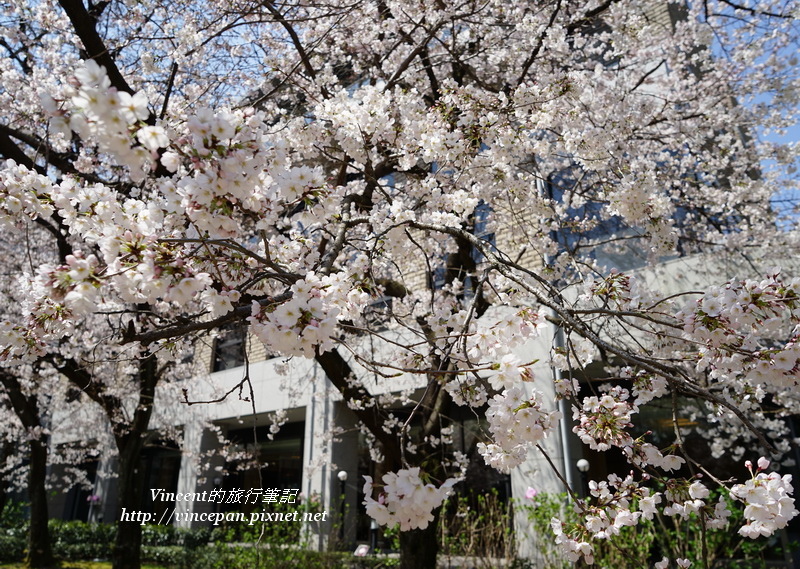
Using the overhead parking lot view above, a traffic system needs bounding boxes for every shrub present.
[47,520,214,563]
[0,533,26,563]
[49,519,115,560]
[438,489,515,566]
[0,502,27,563]
[141,545,193,568]
[49,520,106,560]
[521,491,790,569]
[142,523,179,547]
[194,545,357,569]
[209,498,321,545]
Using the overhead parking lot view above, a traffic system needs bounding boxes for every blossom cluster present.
[679,271,800,389]
[730,458,798,538]
[362,468,457,531]
[34,253,102,319]
[654,558,692,569]
[445,308,543,407]
[551,473,660,565]
[663,480,731,529]
[573,386,634,452]
[552,458,798,565]
[248,272,370,357]
[0,0,798,559]
[0,161,56,231]
[584,271,655,312]
[50,60,164,182]
[571,382,688,474]
[478,386,561,473]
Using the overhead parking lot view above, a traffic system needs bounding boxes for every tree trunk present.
[55,353,159,569]
[112,438,145,569]
[399,511,439,569]
[0,441,10,516]
[0,372,55,569]
[110,353,158,569]
[26,437,55,568]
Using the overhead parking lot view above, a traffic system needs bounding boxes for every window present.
[211,324,247,372]
[363,296,394,329]
[222,422,305,513]
[139,443,181,522]
[470,200,496,264]
[61,459,98,522]
[548,166,626,252]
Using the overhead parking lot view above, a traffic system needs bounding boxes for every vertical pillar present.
[302,363,334,550]
[173,419,203,528]
[186,425,228,526]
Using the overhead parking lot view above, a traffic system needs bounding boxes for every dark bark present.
[56,0,134,95]
[315,348,403,465]
[54,352,159,569]
[0,372,55,568]
[112,435,146,569]
[0,441,9,515]
[317,342,455,568]
[26,438,55,568]
[399,511,440,569]
[109,353,158,569]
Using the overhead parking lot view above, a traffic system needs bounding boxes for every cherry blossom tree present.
[1,0,799,568]
[0,359,109,569]
[0,370,56,568]
[0,209,199,569]
[0,227,54,567]
[0,224,107,569]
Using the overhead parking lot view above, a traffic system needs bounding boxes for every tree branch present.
[315,347,403,465]
[0,371,40,430]
[57,0,135,95]
[121,292,290,345]
[261,0,330,99]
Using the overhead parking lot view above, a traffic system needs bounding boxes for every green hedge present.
[141,523,212,548]
[48,520,213,563]
[141,545,194,568]
[0,511,401,568]
[0,503,27,563]
[50,519,116,560]
[186,546,398,569]
[0,532,26,563]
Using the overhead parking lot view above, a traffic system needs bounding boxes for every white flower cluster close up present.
[731,458,799,539]
[362,467,458,531]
